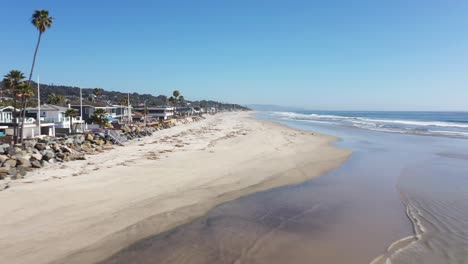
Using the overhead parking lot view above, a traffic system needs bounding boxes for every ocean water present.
[271,111,468,138]
[102,111,468,264]
[269,110,468,263]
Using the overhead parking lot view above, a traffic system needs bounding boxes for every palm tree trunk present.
[21,32,42,143]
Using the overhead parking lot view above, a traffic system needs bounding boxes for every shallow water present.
[102,114,468,264]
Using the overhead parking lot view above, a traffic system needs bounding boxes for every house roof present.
[26,104,69,112]
[69,100,108,107]
[0,106,18,112]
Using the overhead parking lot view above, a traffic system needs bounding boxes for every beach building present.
[0,106,56,138]
[69,100,131,123]
[133,106,174,120]
[25,104,84,134]
[176,107,196,116]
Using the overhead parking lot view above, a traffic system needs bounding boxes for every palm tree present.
[64,108,78,134]
[178,96,185,104]
[173,90,180,99]
[91,108,109,128]
[119,97,129,122]
[2,70,26,143]
[47,93,65,105]
[93,88,104,99]
[21,10,53,143]
[16,83,34,140]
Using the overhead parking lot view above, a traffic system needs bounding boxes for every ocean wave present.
[270,111,468,138]
[271,111,468,128]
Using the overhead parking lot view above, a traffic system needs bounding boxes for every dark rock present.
[35,143,46,151]
[6,147,16,156]
[43,150,55,161]
[31,160,42,168]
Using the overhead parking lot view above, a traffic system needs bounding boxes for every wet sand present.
[0,112,349,264]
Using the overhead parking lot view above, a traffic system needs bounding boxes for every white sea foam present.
[270,111,468,138]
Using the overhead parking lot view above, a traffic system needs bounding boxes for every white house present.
[133,107,175,120]
[0,106,55,138]
[26,104,84,133]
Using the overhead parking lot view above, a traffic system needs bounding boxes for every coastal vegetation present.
[91,108,110,128]
[64,108,78,133]
[2,70,25,143]
[47,93,65,105]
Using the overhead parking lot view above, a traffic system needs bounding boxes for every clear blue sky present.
[2,0,468,110]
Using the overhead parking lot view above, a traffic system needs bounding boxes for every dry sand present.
[0,112,350,264]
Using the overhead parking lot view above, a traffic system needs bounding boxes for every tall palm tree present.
[21,10,53,143]
[2,70,25,143]
[64,108,78,134]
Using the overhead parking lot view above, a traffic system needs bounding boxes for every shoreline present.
[0,112,351,264]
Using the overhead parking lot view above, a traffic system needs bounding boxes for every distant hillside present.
[246,104,306,112]
[0,82,249,111]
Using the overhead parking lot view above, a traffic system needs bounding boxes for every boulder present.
[30,153,43,161]
[86,133,94,141]
[24,140,37,149]
[6,147,16,156]
[31,160,42,168]
[43,150,55,161]
[0,155,8,163]
[16,166,27,176]
[35,143,46,151]
[4,159,17,168]
[0,167,9,174]
[7,168,17,176]
[17,158,31,168]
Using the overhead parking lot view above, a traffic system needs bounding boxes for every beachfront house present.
[25,104,84,134]
[0,106,56,138]
[69,100,131,123]
[176,107,196,116]
[133,106,174,121]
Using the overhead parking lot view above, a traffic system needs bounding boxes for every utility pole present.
[127,93,131,126]
[80,87,83,132]
[144,100,147,127]
[36,76,41,136]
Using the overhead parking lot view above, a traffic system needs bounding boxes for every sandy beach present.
[0,112,350,264]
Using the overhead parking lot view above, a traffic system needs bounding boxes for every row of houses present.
[0,102,205,139]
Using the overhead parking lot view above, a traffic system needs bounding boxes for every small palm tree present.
[64,108,78,133]
[173,90,180,98]
[93,88,104,99]
[16,83,34,139]
[47,93,65,105]
[119,97,128,106]
[91,108,109,128]
[3,70,26,143]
